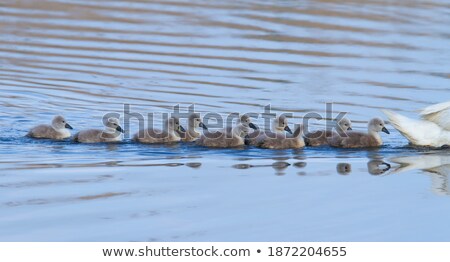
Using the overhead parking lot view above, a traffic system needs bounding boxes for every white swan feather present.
[419,101,450,131]
[383,108,450,147]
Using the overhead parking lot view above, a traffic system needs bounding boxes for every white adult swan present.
[383,101,450,147]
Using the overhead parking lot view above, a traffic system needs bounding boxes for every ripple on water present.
[1,0,450,241]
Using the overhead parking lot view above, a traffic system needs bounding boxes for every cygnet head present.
[368,118,389,134]
[274,115,292,134]
[240,114,258,130]
[104,117,124,133]
[337,117,352,131]
[52,115,73,130]
[233,123,250,137]
[189,113,207,130]
[168,117,186,133]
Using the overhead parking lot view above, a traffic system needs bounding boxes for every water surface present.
[1,0,450,241]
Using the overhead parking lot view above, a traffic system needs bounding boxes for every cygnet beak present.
[65,123,73,130]
[199,122,208,130]
[284,125,293,134]
[381,127,390,134]
[249,123,258,130]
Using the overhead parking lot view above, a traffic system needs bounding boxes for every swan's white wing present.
[383,109,450,147]
[420,101,450,115]
[419,101,450,130]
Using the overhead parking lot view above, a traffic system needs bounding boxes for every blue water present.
[1,0,450,241]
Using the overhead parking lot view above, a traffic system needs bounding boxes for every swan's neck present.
[272,126,284,133]
[103,127,121,141]
[56,128,70,136]
[105,127,119,134]
[335,125,347,136]
[167,125,177,135]
[188,127,200,138]
[52,124,63,131]
[232,127,245,137]
[369,130,382,145]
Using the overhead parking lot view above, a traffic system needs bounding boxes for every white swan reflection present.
[391,154,450,196]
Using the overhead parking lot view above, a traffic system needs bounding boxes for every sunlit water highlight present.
[1,0,450,241]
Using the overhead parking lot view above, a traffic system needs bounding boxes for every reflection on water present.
[367,160,391,175]
[230,158,394,176]
[337,163,352,175]
[293,161,307,168]
[186,162,202,169]
[232,161,292,176]
[272,161,290,176]
[1,0,450,241]
[391,154,450,195]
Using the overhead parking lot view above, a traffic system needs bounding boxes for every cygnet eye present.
[62,121,65,123]
[176,122,179,125]
[114,123,117,126]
